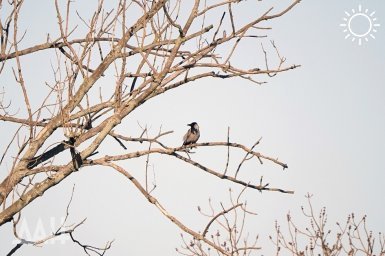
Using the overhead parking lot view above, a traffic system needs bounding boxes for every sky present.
[1,0,385,255]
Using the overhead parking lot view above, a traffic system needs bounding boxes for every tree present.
[0,0,301,255]
[271,194,385,256]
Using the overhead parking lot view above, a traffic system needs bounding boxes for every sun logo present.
[340,4,380,46]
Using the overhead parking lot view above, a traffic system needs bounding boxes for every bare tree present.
[270,194,385,256]
[177,188,262,256]
[0,0,301,254]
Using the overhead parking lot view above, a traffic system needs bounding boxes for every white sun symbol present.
[340,4,380,46]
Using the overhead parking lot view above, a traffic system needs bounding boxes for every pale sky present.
[1,0,385,255]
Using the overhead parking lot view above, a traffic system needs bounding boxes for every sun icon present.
[340,4,380,46]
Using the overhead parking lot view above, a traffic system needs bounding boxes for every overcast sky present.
[1,0,384,255]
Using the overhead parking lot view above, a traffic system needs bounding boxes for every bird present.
[183,122,200,146]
